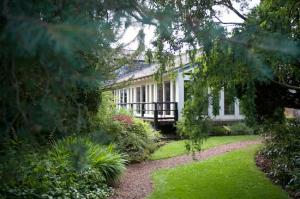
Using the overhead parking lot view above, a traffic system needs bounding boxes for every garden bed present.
[256,154,300,199]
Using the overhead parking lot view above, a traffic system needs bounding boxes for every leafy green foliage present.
[0,135,126,198]
[98,92,160,162]
[260,120,300,194]
[209,123,254,136]
[176,0,299,153]
[227,123,254,135]
[115,118,160,162]
[0,0,155,147]
[209,126,229,136]
[50,136,126,184]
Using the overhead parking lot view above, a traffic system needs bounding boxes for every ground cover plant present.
[0,135,126,199]
[149,145,289,199]
[259,119,300,197]
[150,135,259,160]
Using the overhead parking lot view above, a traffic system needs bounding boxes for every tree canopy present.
[1,0,299,147]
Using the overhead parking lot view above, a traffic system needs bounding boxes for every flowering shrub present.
[98,92,160,162]
[115,118,160,162]
[112,114,133,126]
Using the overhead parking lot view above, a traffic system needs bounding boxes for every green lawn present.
[148,145,289,199]
[150,135,260,160]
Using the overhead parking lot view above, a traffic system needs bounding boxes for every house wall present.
[176,66,244,121]
[113,67,244,122]
[113,76,177,118]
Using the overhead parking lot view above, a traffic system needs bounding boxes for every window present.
[136,87,140,113]
[224,88,235,115]
[146,85,150,114]
[157,84,163,115]
[128,88,131,103]
[164,81,171,115]
[202,88,208,115]
[120,90,123,104]
[123,89,127,106]
[141,86,146,115]
[211,90,220,115]
[184,80,191,102]
[131,88,134,102]
[173,81,176,102]
[131,88,134,109]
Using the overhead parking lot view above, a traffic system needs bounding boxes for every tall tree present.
[0,0,151,144]
[176,0,300,150]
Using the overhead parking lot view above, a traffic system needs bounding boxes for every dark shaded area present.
[237,81,300,123]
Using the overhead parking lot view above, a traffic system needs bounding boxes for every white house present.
[111,54,244,127]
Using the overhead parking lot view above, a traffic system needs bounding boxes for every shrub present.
[114,118,160,162]
[0,135,126,199]
[260,120,300,196]
[112,114,134,126]
[98,92,161,162]
[50,135,126,184]
[209,126,229,136]
[227,122,254,135]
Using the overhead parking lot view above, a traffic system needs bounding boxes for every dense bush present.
[209,126,229,136]
[114,117,160,162]
[209,123,254,136]
[0,135,126,199]
[227,123,254,135]
[98,92,160,162]
[260,120,300,196]
[50,136,126,184]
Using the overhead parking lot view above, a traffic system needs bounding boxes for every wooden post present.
[154,102,158,129]
[174,102,178,122]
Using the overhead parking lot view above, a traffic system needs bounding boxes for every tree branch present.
[272,80,300,91]
[213,15,243,25]
[224,0,247,21]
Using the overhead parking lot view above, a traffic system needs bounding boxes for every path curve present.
[110,140,261,199]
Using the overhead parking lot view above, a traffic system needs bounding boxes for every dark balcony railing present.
[117,102,178,129]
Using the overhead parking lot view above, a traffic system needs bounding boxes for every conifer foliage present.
[0,0,138,143]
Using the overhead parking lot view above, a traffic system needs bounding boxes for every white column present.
[208,88,213,117]
[177,72,184,119]
[162,81,165,116]
[133,87,136,115]
[235,98,240,117]
[219,88,225,117]
[140,86,142,116]
[170,81,174,116]
[154,83,157,102]
[121,89,125,107]
[150,84,153,116]
[118,89,121,109]
[126,88,129,109]
[145,85,148,115]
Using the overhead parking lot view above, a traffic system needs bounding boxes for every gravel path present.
[110,140,261,199]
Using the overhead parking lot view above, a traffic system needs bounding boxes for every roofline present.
[103,63,196,90]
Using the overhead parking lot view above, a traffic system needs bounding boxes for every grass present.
[148,145,289,199]
[150,135,260,160]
